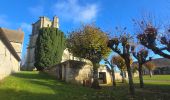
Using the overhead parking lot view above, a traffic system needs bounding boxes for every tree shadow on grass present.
[134,83,170,100]
[0,86,116,100]
[26,79,117,100]
[134,83,170,93]
[0,88,86,100]
[11,72,170,100]
[8,72,116,100]
[100,82,170,100]
[12,71,52,80]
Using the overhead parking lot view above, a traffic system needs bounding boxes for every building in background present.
[0,28,24,80]
[145,58,170,75]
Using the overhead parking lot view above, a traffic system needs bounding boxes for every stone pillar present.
[52,16,59,28]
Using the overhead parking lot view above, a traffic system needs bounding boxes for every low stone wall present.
[47,60,93,85]
[45,60,140,85]
[46,60,117,85]
[45,66,58,78]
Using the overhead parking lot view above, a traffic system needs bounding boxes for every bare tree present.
[144,62,156,77]
[133,15,170,59]
[111,55,133,83]
[104,59,116,87]
[108,28,135,95]
[131,47,151,88]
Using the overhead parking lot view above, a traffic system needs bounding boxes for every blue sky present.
[0,0,170,62]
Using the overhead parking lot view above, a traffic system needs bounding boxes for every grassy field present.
[134,75,170,92]
[0,71,170,100]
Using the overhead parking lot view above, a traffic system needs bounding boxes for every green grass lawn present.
[0,71,170,100]
[134,75,170,91]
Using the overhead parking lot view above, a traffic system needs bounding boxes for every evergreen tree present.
[34,27,65,71]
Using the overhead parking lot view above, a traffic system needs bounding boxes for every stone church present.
[23,16,59,70]
[23,16,124,85]
[0,28,24,80]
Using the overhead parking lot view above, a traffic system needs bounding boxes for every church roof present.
[0,28,24,61]
[0,28,24,43]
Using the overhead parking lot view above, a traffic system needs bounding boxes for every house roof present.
[150,58,170,67]
[0,28,24,61]
[132,58,170,68]
[0,28,24,43]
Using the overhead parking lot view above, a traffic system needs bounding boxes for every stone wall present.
[46,60,93,84]
[98,66,112,84]
[46,60,129,85]
[10,42,22,58]
[45,60,141,86]
[0,40,20,80]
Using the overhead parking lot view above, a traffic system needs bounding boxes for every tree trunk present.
[149,70,152,78]
[91,63,100,89]
[138,64,144,88]
[121,70,126,83]
[111,67,116,87]
[36,66,44,71]
[125,59,135,96]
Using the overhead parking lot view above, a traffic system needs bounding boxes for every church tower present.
[52,16,59,28]
[23,16,59,70]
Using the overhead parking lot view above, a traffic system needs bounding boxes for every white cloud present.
[53,0,99,22]
[20,22,32,33]
[29,5,44,17]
